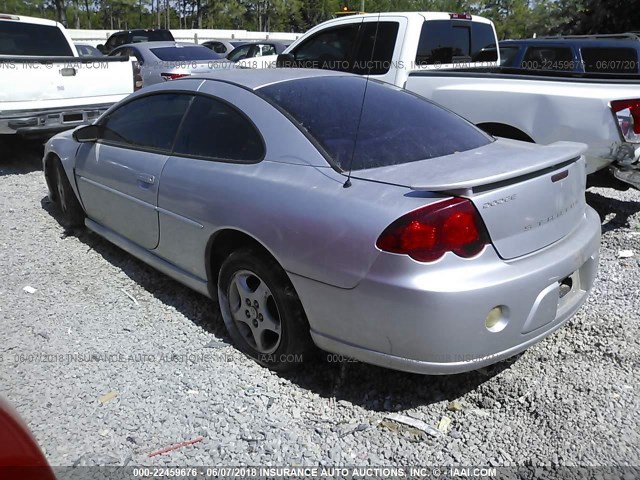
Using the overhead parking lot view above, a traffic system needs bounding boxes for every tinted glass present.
[227,44,254,62]
[582,47,638,74]
[352,22,399,75]
[499,46,519,66]
[131,30,173,42]
[260,76,490,171]
[151,46,223,61]
[292,24,359,71]
[522,46,573,71]
[205,41,227,54]
[101,94,192,151]
[0,21,73,55]
[173,96,264,162]
[416,20,497,65]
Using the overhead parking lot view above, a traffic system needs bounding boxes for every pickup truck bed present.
[406,70,640,174]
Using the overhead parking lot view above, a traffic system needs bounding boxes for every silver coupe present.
[43,69,601,374]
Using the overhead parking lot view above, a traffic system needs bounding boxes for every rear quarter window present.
[415,20,497,65]
[581,47,639,74]
[259,76,491,171]
[521,47,573,71]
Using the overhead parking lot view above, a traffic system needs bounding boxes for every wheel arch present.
[43,152,59,203]
[205,229,290,298]
[477,122,535,143]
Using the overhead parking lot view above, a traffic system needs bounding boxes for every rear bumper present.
[0,103,113,136]
[290,206,601,375]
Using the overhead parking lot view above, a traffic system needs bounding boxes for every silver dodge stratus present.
[43,69,601,374]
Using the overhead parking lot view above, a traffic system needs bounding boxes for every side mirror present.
[73,124,99,143]
[276,53,295,68]
[96,44,105,53]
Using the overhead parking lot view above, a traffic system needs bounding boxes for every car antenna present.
[344,13,381,189]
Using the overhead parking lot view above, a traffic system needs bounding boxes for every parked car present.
[201,39,244,54]
[499,36,640,75]
[0,397,55,480]
[109,41,234,87]
[226,40,289,62]
[0,13,139,139]
[74,43,103,56]
[97,28,174,55]
[43,69,600,375]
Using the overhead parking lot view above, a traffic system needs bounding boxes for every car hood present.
[346,138,587,192]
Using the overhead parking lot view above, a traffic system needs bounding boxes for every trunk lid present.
[350,139,588,260]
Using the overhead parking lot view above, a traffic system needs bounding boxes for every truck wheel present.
[52,157,85,228]
[217,248,314,371]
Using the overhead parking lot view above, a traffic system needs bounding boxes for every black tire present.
[51,157,85,228]
[217,248,314,371]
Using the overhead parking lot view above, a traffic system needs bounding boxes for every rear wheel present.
[51,157,85,228]
[217,248,314,370]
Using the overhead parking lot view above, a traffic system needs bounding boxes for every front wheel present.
[51,157,85,228]
[217,249,314,370]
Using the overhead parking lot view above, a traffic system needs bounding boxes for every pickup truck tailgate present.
[0,56,134,103]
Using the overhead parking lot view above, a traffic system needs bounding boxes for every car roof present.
[500,38,640,49]
[189,68,352,90]
[232,40,289,46]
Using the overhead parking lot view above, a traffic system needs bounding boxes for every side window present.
[261,44,276,56]
[582,47,638,74]
[292,24,360,71]
[352,22,399,75]
[213,42,226,54]
[416,21,471,65]
[100,94,192,151]
[173,95,264,162]
[113,34,127,48]
[227,44,252,62]
[522,47,573,71]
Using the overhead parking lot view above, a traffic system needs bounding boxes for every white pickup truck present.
[0,13,139,138]
[244,11,640,189]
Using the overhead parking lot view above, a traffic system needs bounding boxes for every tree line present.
[3,0,637,38]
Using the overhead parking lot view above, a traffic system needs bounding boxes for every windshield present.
[150,46,224,61]
[259,76,492,171]
[0,21,73,56]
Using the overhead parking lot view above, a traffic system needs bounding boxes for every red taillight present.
[160,72,191,81]
[132,60,143,91]
[376,198,490,262]
[611,99,640,141]
[449,12,472,20]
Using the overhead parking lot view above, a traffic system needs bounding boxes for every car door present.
[74,91,193,249]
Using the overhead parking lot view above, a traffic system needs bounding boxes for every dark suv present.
[97,29,174,55]
[499,34,640,76]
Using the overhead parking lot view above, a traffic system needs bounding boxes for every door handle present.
[137,173,155,187]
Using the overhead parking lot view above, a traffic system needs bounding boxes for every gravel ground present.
[0,139,639,469]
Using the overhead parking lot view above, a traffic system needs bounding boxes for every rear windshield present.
[259,76,491,171]
[581,47,639,74]
[0,21,73,56]
[132,30,174,42]
[415,20,497,65]
[150,46,223,61]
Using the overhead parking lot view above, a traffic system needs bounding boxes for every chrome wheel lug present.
[245,298,251,306]
[252,319,259,328]
[258,313,263,321]
[245,310,250,318]
[253,300,259,308]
